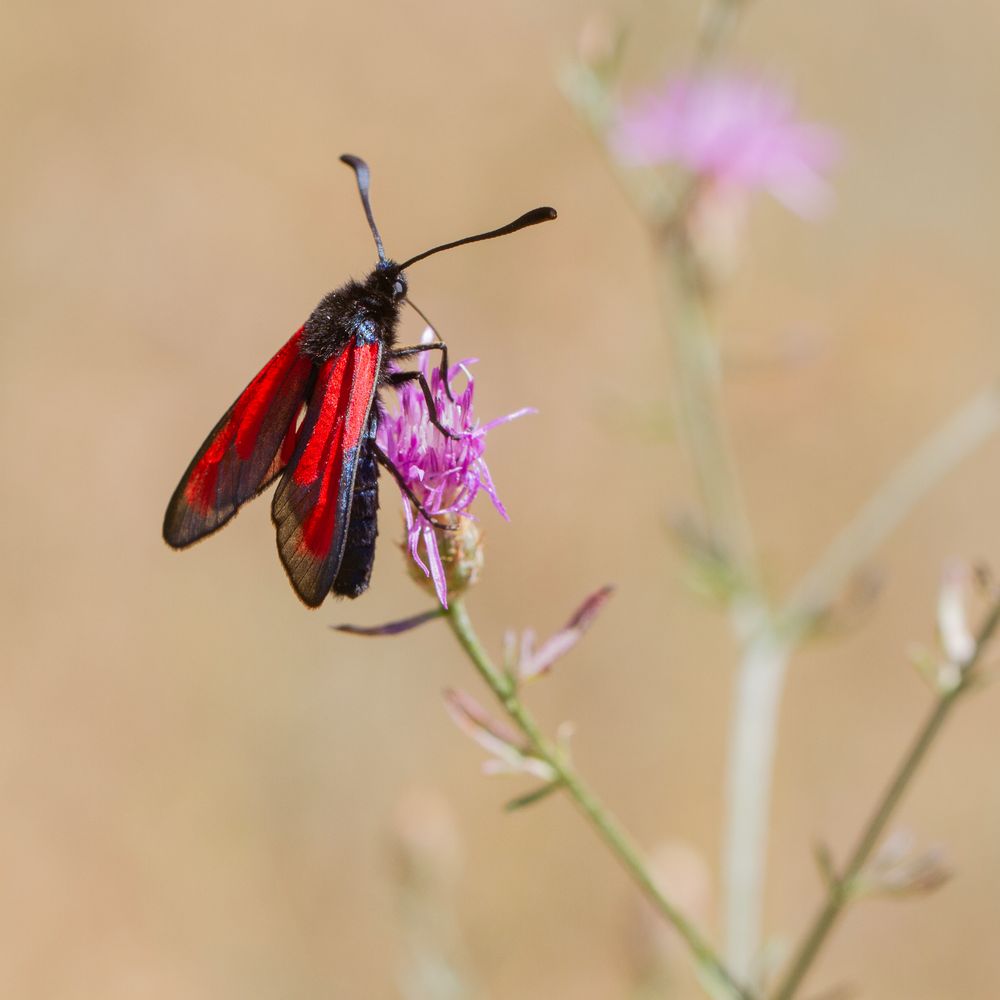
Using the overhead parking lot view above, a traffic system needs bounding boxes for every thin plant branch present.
[660,236,761,587]
[723,383,1000,979]
[769,596,1000,1000]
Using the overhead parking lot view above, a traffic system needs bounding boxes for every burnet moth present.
[163,155,556,607]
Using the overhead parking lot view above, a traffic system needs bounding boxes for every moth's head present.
[369,261,407,303]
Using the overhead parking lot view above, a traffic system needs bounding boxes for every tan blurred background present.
[4,1,1000,997]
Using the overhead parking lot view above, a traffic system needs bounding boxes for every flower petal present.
[424,524,449,608]
[333,608,444,636]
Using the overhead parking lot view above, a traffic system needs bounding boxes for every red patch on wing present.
[272,339,381,606]
[163,329,315,547]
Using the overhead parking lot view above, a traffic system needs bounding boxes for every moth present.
[163,155,555,607]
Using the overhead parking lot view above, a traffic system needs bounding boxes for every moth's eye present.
[392,277,407,299]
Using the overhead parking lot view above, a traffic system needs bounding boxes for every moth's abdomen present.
[332,425,380,598]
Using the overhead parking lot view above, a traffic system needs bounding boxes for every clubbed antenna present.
[398,207,557,270]
[340,154,387,263]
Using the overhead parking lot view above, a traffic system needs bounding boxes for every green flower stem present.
[770,597,1000,1000]
[445,597,752,1000]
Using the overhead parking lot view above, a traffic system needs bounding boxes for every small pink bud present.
[443,689,556,783]
[858,829,951,898]
[516,585,615,680]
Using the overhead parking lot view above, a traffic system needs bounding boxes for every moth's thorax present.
[301,263,404,361]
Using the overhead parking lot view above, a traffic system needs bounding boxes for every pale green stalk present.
[720,621,790,979]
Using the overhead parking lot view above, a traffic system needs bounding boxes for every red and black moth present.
[163,155,556,607]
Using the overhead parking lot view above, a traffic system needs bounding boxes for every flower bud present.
[858,829,950,898]
[443,688,556,783]
[405,514,484,604]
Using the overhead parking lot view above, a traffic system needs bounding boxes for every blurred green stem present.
[658,221,779,981]
[660,238,759,582]
[444,598,751,1000]
[720,618,791,980]
[694,0,749,67]
[770,596,1000,1000]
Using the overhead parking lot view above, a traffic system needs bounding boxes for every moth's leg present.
[389,339,453,402]
[371,442,456,530]
[386,370,462,440]
[399,299,452,398]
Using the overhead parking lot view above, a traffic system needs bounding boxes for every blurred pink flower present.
[612,73,840,218]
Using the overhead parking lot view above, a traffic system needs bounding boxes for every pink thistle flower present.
[612,72,840,218]
[377,330,533,608]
